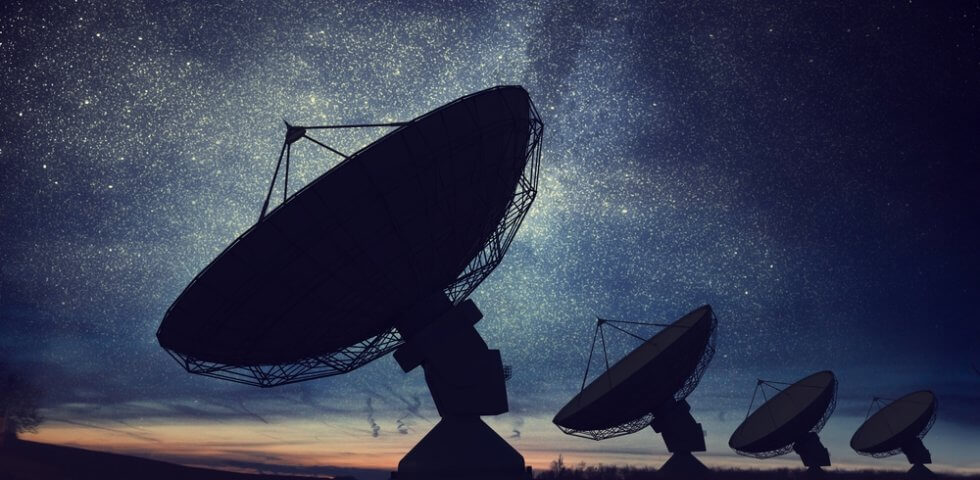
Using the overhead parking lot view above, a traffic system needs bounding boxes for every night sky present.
[1,1,978,478]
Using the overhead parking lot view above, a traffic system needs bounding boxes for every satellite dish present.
[851,391,938,478]
[157,86,543,480]
[729,371,837,473]
[553,305,718,476]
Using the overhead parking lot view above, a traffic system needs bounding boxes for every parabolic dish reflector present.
[729,370,837,458]
[851,391,937,457]
[157,86,542,386]
[553,305,717,440]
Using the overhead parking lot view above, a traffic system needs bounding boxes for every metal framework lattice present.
[739,439,796,459]
[560,311,718,441]
[855,395,938,459]
[557,413,655,441]
[674,313,717,402]
[444,103,543,303]
[165,94,543,388]
[734,375,838,459]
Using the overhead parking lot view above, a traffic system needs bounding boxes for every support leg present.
[650,399,709,477]
[794,431,831,469]
[392,295,527,480]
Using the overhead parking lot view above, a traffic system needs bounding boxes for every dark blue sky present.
[1,0,978,476]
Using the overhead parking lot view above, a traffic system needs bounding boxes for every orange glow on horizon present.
[24,419,980,477]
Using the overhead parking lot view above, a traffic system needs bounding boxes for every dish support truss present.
[164,99,543,388]
[558,312,718,441]
[856,396,937,459]
[557,413,656,441]
[734,376,838,459]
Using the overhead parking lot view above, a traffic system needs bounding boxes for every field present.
[0,439,354,480]
[535,461,979,480]
[3,440,978,480]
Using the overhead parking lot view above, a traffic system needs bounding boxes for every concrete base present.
[908,463,936,479]
[394,416,527,480]
[658,451,709,478]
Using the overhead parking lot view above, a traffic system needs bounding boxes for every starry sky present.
[1,1,978,478]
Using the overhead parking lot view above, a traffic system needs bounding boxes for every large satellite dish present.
[729,370,837,473]
[851,391,938,478]
[553,305,718,476]
[157,86,543,480]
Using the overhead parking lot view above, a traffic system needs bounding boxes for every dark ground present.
[0,439,348,480]
[534,461,980,480]
[3,441,978,480]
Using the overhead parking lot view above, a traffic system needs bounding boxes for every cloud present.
[510,415,524,440]
[395,417,409,435]
[294,383,345,418]
[45,417,160,443]
[366,397,380,438]
[236,399,269,424]
[389,391,423,435]
[381,385,429,423]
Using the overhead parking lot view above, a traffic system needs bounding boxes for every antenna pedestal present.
[902,437,931,465]
[395,416,528,480]
[393,293,526,479]
[908,463,936,478]
[650,399,708,476]
[794,431,831,468]
[658,451,709,477]
[904,438,933,478]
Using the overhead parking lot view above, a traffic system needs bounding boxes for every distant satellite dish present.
[157,86,543,480]
[729,371,837,473]
[851,391,937,478]
[553,305,718,476]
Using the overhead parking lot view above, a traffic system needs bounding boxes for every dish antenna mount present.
[553,305,718,476]
[851,391,937,478]
[729,371,837,474]
[158,86,543,480]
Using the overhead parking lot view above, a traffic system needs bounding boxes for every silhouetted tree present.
[0,360,43,443]
[536,457,661,480]
[550,454,565,478]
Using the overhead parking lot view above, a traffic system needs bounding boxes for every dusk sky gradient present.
[1,1,978,479]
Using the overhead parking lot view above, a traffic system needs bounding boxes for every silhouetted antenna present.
[553,306,718,476]
[730,371,837,474]
[157,86,544,480]
[851,391,938,477]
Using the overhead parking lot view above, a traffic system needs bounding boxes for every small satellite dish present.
[851,391,938,478]
[729,371,837,473]
[157,86,543,480]
[553,305,718,476]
